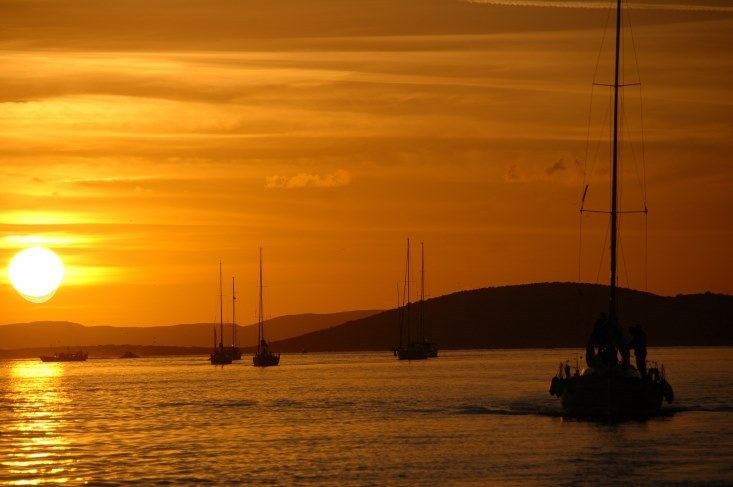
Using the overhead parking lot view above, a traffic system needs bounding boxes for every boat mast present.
[232,277,236,347]
[609,0,621,323]
[420,241,425,343]
[219,260,224,351]
[258,247,264,353]
[406,238,411,346]
[397,283,403,349]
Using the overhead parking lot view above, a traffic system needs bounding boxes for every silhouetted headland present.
[270,283,733,352]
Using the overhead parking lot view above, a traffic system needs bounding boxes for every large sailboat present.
[253,248,280,367]
[210,261,232,365]
[395,238,429,360]
[549,0,673,417]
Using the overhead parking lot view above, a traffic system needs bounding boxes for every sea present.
[1,348,731,486]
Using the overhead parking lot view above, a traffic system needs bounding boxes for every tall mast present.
[219,260,224,351]
[609,0,621,323]
[258,247,264,351]
[397,283,403,349]
[420,242,425,343]
[232,277,236,347]
[406,238,411,346]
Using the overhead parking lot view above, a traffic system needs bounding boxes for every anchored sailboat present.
[253,248,280,367]
[221,277,242,360]
[210,261,232,365]
[419,242,438,358]
[549,0,673,417]
[395,238,429,360]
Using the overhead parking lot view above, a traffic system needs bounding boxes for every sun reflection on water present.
[0,362,77,485]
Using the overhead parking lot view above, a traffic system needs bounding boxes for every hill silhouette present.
[269,283,733,352]
[0,310,380,351]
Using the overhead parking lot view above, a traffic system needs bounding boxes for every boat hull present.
[210,352,232,365]
[253,352,280,367]
[396,346,429,361]
[554,368,671,418]
[222,346,242,360]
[40,352,88,362]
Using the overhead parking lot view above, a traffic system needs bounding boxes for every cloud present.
[505,159,579,183]
[546,159,566,176]
[505,164,525,182]
[265,169,351,189]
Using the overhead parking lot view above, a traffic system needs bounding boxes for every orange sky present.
[1,0,731,326]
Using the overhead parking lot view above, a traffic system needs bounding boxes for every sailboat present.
[419,242,438,358]
[221,277,242,360]
[210,261,232,365]
[253,248,280,367]
[549,0,673,417]
[395,238,429,360]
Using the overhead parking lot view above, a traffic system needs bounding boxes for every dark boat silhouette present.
[253,248,280,367]
[210,327,232,365]
[119,351,140,359]
[395,239,429,360]
[221,276,242,360]
[210,261,233,365]
[419,242,438,358]
[549,0,673,418]
[40,350,88,362]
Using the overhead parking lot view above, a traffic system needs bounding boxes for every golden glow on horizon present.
[8,247,65,303]
[0,0,730,325]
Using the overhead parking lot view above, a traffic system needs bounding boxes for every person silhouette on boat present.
[586,312,609,367]
[260,339,270,354]
[608,315,631,368]
[628,324,648,378]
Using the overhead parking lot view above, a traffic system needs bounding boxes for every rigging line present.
[586,98,612,191]
[623,95,647,209]
[625,0,648,206]
[592,1,614,87]
[585,1,614,192]
[618,220,632,292]
[595,219,611,286]
[645,209,649,292]
[578,211,584,282]
[582,85,595,196]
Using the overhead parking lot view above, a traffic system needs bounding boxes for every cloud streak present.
[265,170,352,189]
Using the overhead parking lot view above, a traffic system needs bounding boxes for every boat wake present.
[454,404,563,417]
[157,399,258,409]
[663,404,733,414]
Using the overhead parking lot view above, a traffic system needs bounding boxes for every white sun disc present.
[8,247,65,303]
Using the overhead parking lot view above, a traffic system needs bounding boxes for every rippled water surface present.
[1,348,732,485]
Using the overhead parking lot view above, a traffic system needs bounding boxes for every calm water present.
[1,348,732,485]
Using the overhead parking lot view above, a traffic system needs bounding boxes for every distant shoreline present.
[2,344,731,361]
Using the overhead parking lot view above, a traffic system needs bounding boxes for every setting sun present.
[8,246,65,303]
